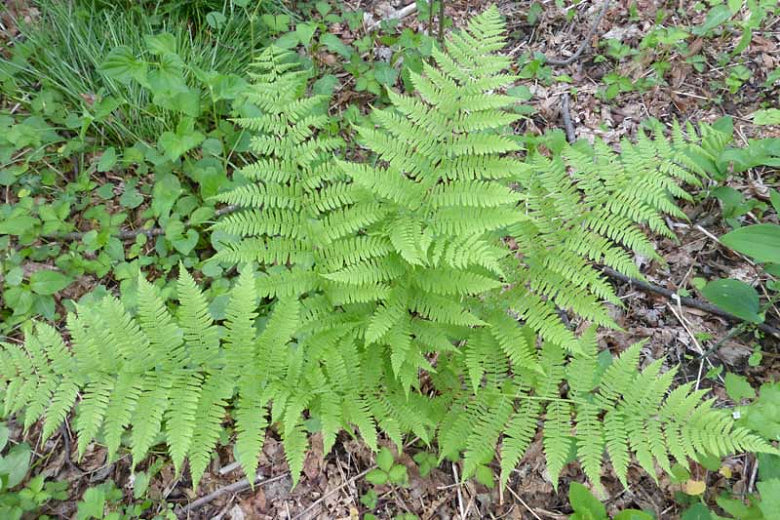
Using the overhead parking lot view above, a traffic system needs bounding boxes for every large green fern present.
[0,6,774,494]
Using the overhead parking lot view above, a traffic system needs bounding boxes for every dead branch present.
[546,0,611,67]
[602,266,780,339]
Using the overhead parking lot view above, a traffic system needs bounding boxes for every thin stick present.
[602,266,780,338]
[367,3,418,31]
[178,472,288,515]
[546,0,611,66]
[504,485,544,520]
[291,467,373,520]
[665,302,709,391]
[438,0,445,45]
[561,93,576,144]
[452,462,466,519]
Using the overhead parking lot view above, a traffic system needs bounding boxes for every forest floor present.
[1,0,778,519]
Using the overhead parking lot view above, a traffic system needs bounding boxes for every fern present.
[0,6,775,495]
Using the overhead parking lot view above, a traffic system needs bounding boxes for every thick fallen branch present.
[561,93,576,143]
[177,472,289,515]
[546,0,611,67]
[602,266,780,339]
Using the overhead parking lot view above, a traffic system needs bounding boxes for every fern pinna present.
[0,6,775,493]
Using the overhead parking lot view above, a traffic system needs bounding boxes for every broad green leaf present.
[365,468,388,485]
[171,229,199,255]
[295,22,318,46]
[374,63,398,87]
[261,14,290,33]
[681,504,712,520]
[0,423,8,451]
[151,173,182,218]
[758,453,780,480]
[693,5,733,36]
[721,224,780,263]
[29,270,73,295]
[99,46,147,85]
[388,464,408,484]
[376,447,394,472]
[274,31,300,49]
[206,11,227,30]
[313,74,338,95]
[614,511,654,520]
[97,147,117,172]
[568,482,606,520]
[0,443,31,488]
[754,109,780,126]
[0,215,40,235]
[158,118,205,161]
[771,189,780,215]
[757,479,780,519]
[724,373,756,402]
[144,33,177,55]
[119,179,144,209]
[701,279,761,323]
[320,33,353,58]
[474,464,494,488]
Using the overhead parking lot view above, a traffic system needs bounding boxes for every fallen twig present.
[291,467,373,520]
[366,3,417,31]
[602,266,780,338]
[545,0,611,67]
[561,93,576,143]
[178,472,289,516]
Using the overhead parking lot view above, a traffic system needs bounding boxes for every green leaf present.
[29,270,73,295]
[97,147,117,172]
[321,33,353,58]
[295,22,318,46]
[700,279,762,323]
[614,511,654,520]
[119,179,144,209]
[770,189,780,215]
[151,173,182,218]
[376,447,394,472]
[274,31,300,49]
[754,109,780,126]
[365,469,388,485]
[374,63,398,87]
[693,5,733,36]
[388,464,408,484]
[474,464,494,488]
[507,85,533,101]
[99,46,147,85]
[206,11,227,30]
[0,423,8,452]
[76,486,107,520]
[759,453,780,480]
[724,373,756,402]
[158,118,205,161]
[721,223,780,264]
[0,443,31,488]
[171,229,199,255]
[144,33,177,55]
[569,482,607,520]
[313,74,338,95]
[261,14,290,33]
[681,503,712,520]
[0,215,40,235]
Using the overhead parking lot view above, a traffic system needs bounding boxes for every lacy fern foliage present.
[0,6,776,493]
